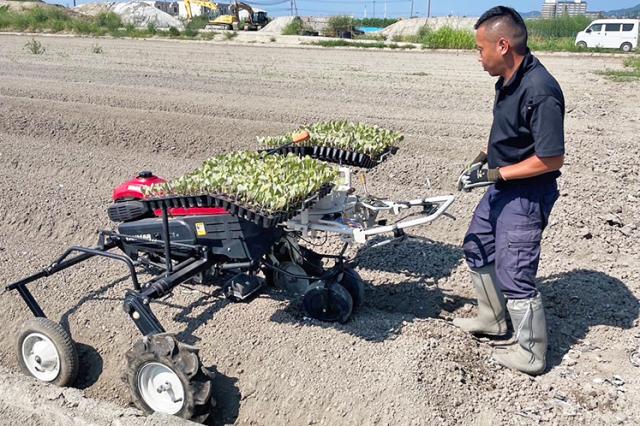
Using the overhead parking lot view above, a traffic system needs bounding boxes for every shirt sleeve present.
[528,95,565,158]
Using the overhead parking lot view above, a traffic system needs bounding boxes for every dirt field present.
[0,33,639,425]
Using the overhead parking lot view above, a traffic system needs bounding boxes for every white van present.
[575,19,639,52]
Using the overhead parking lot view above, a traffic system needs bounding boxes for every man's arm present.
[499,154,564,181]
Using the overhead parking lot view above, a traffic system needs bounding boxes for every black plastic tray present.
[262,145,398,168]
[145,184,333,228]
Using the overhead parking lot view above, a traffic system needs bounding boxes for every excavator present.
[229,1,269,31]
[183,0,237,30]
[183,0,268,31]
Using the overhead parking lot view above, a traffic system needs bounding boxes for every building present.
[145,1,180,16]
[542,0,588,18]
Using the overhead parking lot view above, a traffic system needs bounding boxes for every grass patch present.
[24,37,45,54]
[308,39,415,49]
[598,56,640,81]
[416,26,475,49]
[200,31,217,40]
[223,30,238,40]
[282,19,303,35]
[353,18,398,28]
[355,33,386,41]
[525,16,592,39]
[281,17,316,36]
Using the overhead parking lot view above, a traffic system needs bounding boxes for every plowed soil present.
[1,34,639,425]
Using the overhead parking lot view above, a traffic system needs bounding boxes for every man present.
[454,6,564,376]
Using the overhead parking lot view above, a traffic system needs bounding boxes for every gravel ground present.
[0,33,639,425]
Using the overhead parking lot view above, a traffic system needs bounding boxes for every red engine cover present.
[112,171,166,201]
[112,171,228,216]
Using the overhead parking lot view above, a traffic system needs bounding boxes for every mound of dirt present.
[0,0,60,12]
[74,1,184,30]
[73,2,113,17]
[260,16,296,33]
[381,16,477,38]
[0,366,191,425]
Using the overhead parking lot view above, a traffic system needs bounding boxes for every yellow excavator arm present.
[183,0,238,28]
[184,0,218,20]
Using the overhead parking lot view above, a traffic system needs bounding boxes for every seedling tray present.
[145,184,333,228]
[262,145,398,168]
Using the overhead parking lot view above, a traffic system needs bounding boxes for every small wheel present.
[16,317,79,386]
[339,267,365,308]
[576,41,587,49]
[620,42,632,53]
[303,280,353,323]
[272,261,310,297]
[126,334,214,423]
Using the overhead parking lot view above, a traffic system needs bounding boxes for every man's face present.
[475,26,505,77]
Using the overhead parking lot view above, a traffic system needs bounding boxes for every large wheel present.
[302,280,353,323]
[338,267,365,309]
[620,42,632,53]
[16,317,79,387]
[126,334,214,423]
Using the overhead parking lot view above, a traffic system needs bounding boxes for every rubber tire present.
[576,41,587,49]
[16,317,79,387]
[621,42,632,53]
[339,267,365,308]
[126,334,215,423]
[302,281,353,323]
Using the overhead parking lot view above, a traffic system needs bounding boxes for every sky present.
[52,0,640,18]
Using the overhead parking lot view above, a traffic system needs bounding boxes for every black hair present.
[475,6,528,55]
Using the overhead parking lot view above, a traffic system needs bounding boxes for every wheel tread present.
[16,317,79,387]
[126,333,214,423]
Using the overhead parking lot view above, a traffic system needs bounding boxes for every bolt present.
[132,311,140,320]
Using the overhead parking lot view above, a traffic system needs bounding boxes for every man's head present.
[474,6,528,77]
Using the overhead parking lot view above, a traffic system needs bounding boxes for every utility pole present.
[427,0,431,18]
[384,0,387,19]
[410,0,414,18]
[290,0,293,16]
[364,0,367,18]
[373,0,376,18]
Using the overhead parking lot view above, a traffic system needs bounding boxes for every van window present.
[589,24,602,32]
[622,24,635,32]
[605,24,621,32]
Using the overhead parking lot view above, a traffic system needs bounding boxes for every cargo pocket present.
[506,227,542,284]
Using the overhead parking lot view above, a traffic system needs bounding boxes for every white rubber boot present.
[453,265,507,336]
[493,293,547,375]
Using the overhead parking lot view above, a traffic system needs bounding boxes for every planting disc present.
[302,280,353,323]
[273,262,310,297]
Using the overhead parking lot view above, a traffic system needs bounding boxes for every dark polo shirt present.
[488,51,565,184]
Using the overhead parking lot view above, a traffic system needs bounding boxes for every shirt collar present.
[495,49,535,93]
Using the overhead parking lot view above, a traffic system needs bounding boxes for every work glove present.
[458,167,502,191]
[456,151,488,191]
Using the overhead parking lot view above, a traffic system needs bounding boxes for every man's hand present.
[457,151,488,191]
[458,167,502,191]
